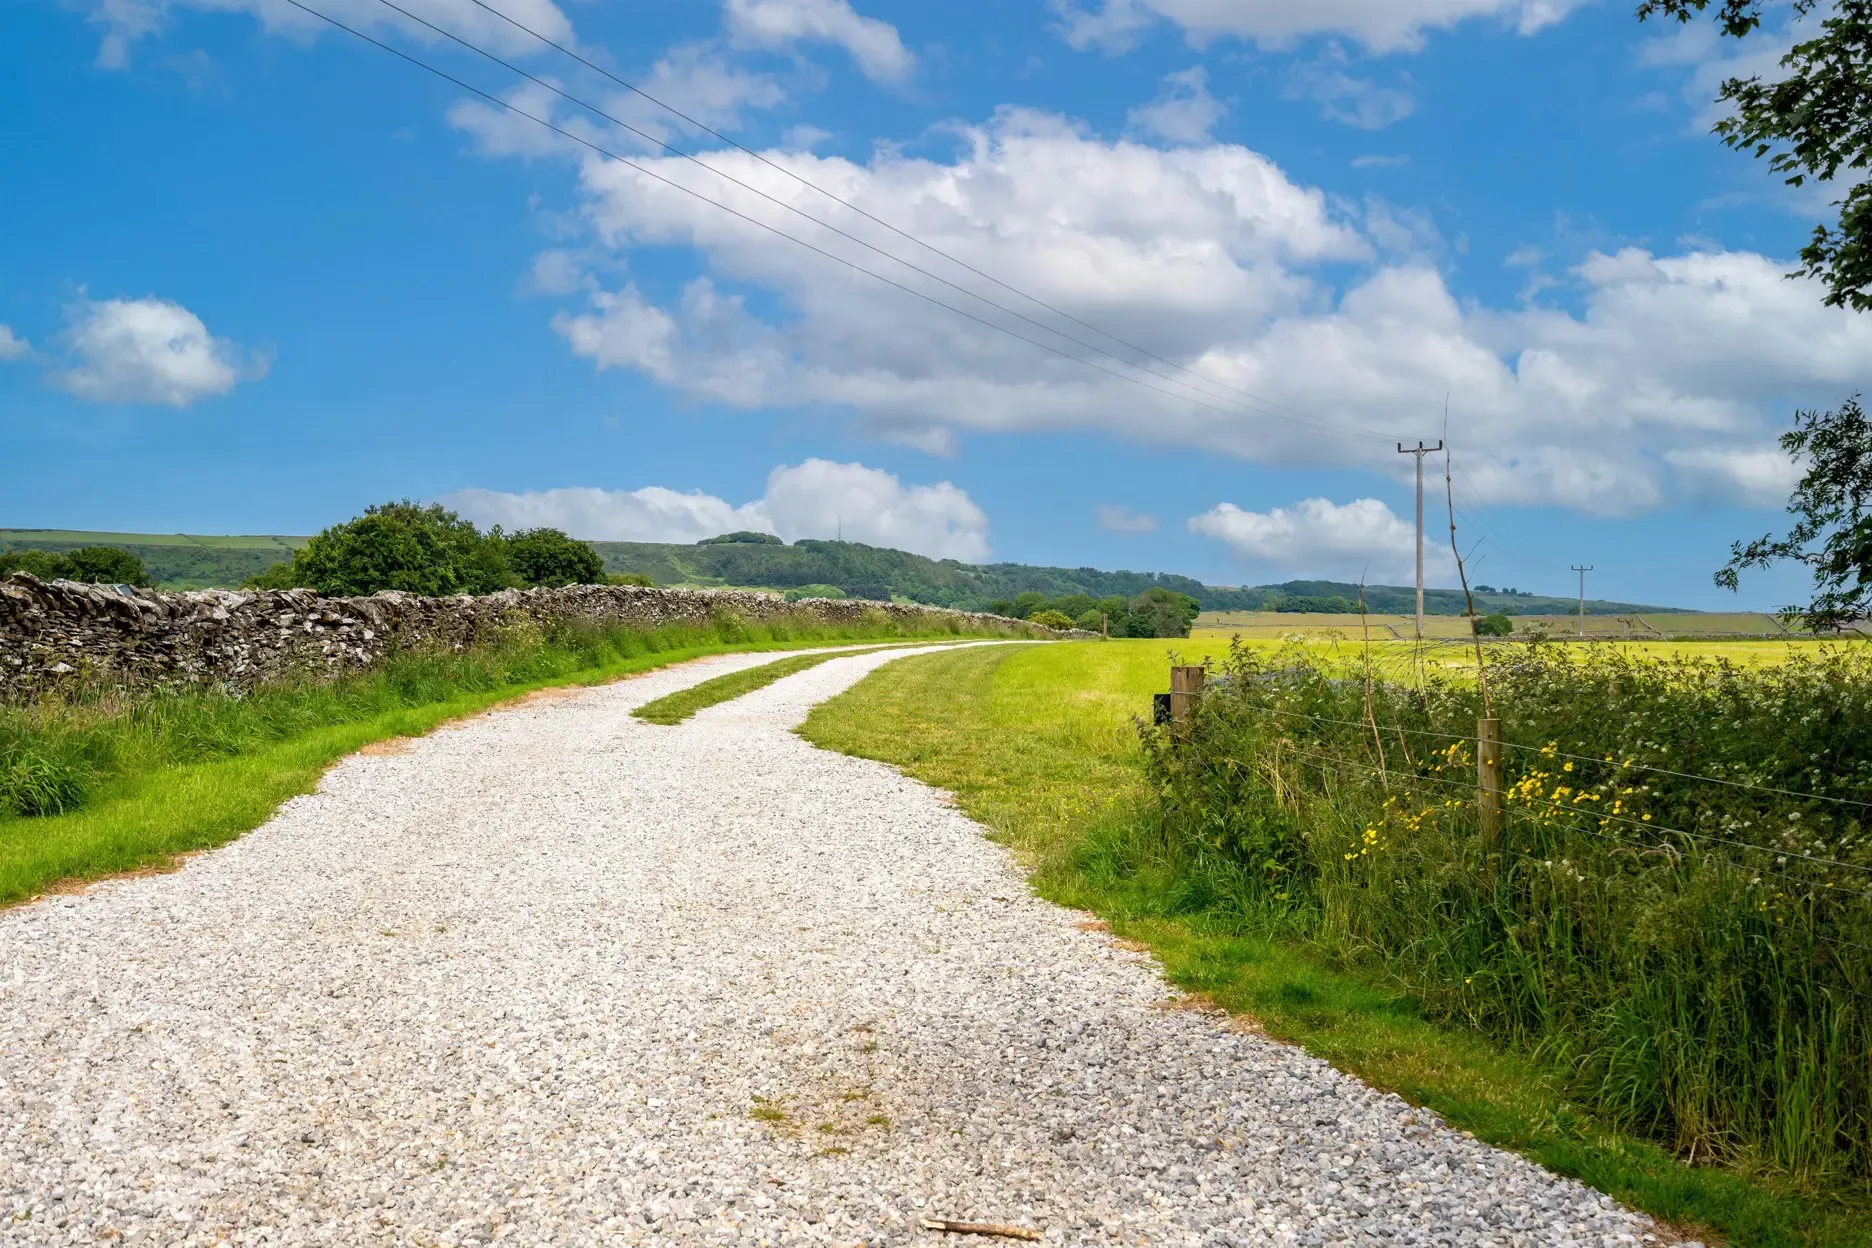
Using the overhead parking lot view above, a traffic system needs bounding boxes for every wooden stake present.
[1477,716,1502,878]
[1170,665,1205,739]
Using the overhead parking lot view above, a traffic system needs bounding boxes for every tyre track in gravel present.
[0,643,1686,1247]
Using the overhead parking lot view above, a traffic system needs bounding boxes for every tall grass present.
[0,609,1021,824]
[1129,638,1872,1184]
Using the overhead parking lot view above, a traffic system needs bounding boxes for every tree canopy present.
[0,545,151,587]
[1638,0,1872,309]
[1716,395,1872,629]
[505,527,606,588]
[249,502,606,597]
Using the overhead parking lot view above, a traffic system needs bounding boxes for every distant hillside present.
[0,528,1679,615]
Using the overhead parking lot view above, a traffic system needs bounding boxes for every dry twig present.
[919,1217,1043,1241]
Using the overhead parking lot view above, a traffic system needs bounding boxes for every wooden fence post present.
[1170,665,1205,739]
[1477,716,1503,877]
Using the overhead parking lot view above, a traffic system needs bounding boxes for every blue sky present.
[4,0,1863,608]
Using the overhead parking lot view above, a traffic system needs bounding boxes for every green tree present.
[1075,608,1107,633]
[1126,587,1202,638]
[1716,395,1872,630]
[983,598,1016,617]
[0,546,150,585]
[1638,0,1872,309]
[1012,591,1050,619]
[503,528,605,588]
[1473,612,1515,637]
[63,546,152,586]
[0,550,73,580]
[257,501,513,597]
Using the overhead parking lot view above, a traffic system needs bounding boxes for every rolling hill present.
[0,528,1680,616]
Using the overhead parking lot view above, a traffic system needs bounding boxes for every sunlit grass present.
[0,617,1025,904]
[633,643,935,725]
[800,640,1872,1248]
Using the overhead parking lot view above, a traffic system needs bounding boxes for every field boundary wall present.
[0,573,1071,697]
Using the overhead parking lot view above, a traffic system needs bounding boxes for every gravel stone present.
[0,644,1694,1246]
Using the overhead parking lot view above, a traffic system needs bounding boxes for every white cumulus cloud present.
[1665,444,1804,509]
[724,0,914,84]
[1190,497,1451,583]
[1050,0,1587,55]
[444,484,770,545]
[1127,67,1227,144]
[444,459,990,561]
[0,326,31,362]
[85,0,576,70]
[503,103,1872,517]
[54,296,265,406]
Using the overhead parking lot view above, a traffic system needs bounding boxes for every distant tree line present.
[247,501,637,597]
[981,587,1202,638]
[0,545,151,586]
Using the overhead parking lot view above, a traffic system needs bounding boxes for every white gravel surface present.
[0,643,1687,1247]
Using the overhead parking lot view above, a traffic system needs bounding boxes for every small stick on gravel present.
[920,1217,1042,1241]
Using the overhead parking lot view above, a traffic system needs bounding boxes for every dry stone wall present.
[0,573,1066,698]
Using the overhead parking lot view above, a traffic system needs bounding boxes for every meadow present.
[802,637,1872,1247]
[0,616,1015,904]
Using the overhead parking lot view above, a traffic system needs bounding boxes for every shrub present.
[783,584,846,602]
[1029,608,1076,630]
[1012,591,1050,619]
[1473,611,1514,636]
[0,550,74,580]
[1136,640,1872,1180]
[250,501,513,597]
[0,546,150,586]
[1076,609,1107,633]
[1124,587,1201,638]
[504,528,605,588]
[610,572,655,587]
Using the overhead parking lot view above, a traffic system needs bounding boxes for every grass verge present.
[0,621,1013,905]
[634,645,909,725]
[798,640,1872,1248]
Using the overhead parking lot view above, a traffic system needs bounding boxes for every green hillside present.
[0,528,1678,615]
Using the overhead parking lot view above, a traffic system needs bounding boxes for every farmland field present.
[1194,608,1809,642]
[804,639,1872,1246]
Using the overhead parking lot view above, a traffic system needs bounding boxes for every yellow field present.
[1177,629,1848,676]
[1194,609,1801,643]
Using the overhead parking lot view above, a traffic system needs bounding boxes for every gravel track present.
[0,644,1684,1247]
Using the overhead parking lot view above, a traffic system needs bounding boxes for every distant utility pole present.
[1397,441,1445,641]
[1571,565,1594,638]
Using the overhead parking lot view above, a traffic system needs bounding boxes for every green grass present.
[799,640,1872,1248]
[632,645,922,725]
[0,619,1019,905]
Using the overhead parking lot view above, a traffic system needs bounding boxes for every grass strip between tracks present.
[799,640,1872,1248]
[0,633,971,906]
[633,646,912,726]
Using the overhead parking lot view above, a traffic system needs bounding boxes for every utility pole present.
[1571,565,1593,638]
[1397,441,1444,641]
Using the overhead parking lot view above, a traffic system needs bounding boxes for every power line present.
[459,0,1363,434]
[372,0,1389,437]
[279,0,1402,442]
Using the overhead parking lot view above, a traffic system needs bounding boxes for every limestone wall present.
[0,574,1064,697]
